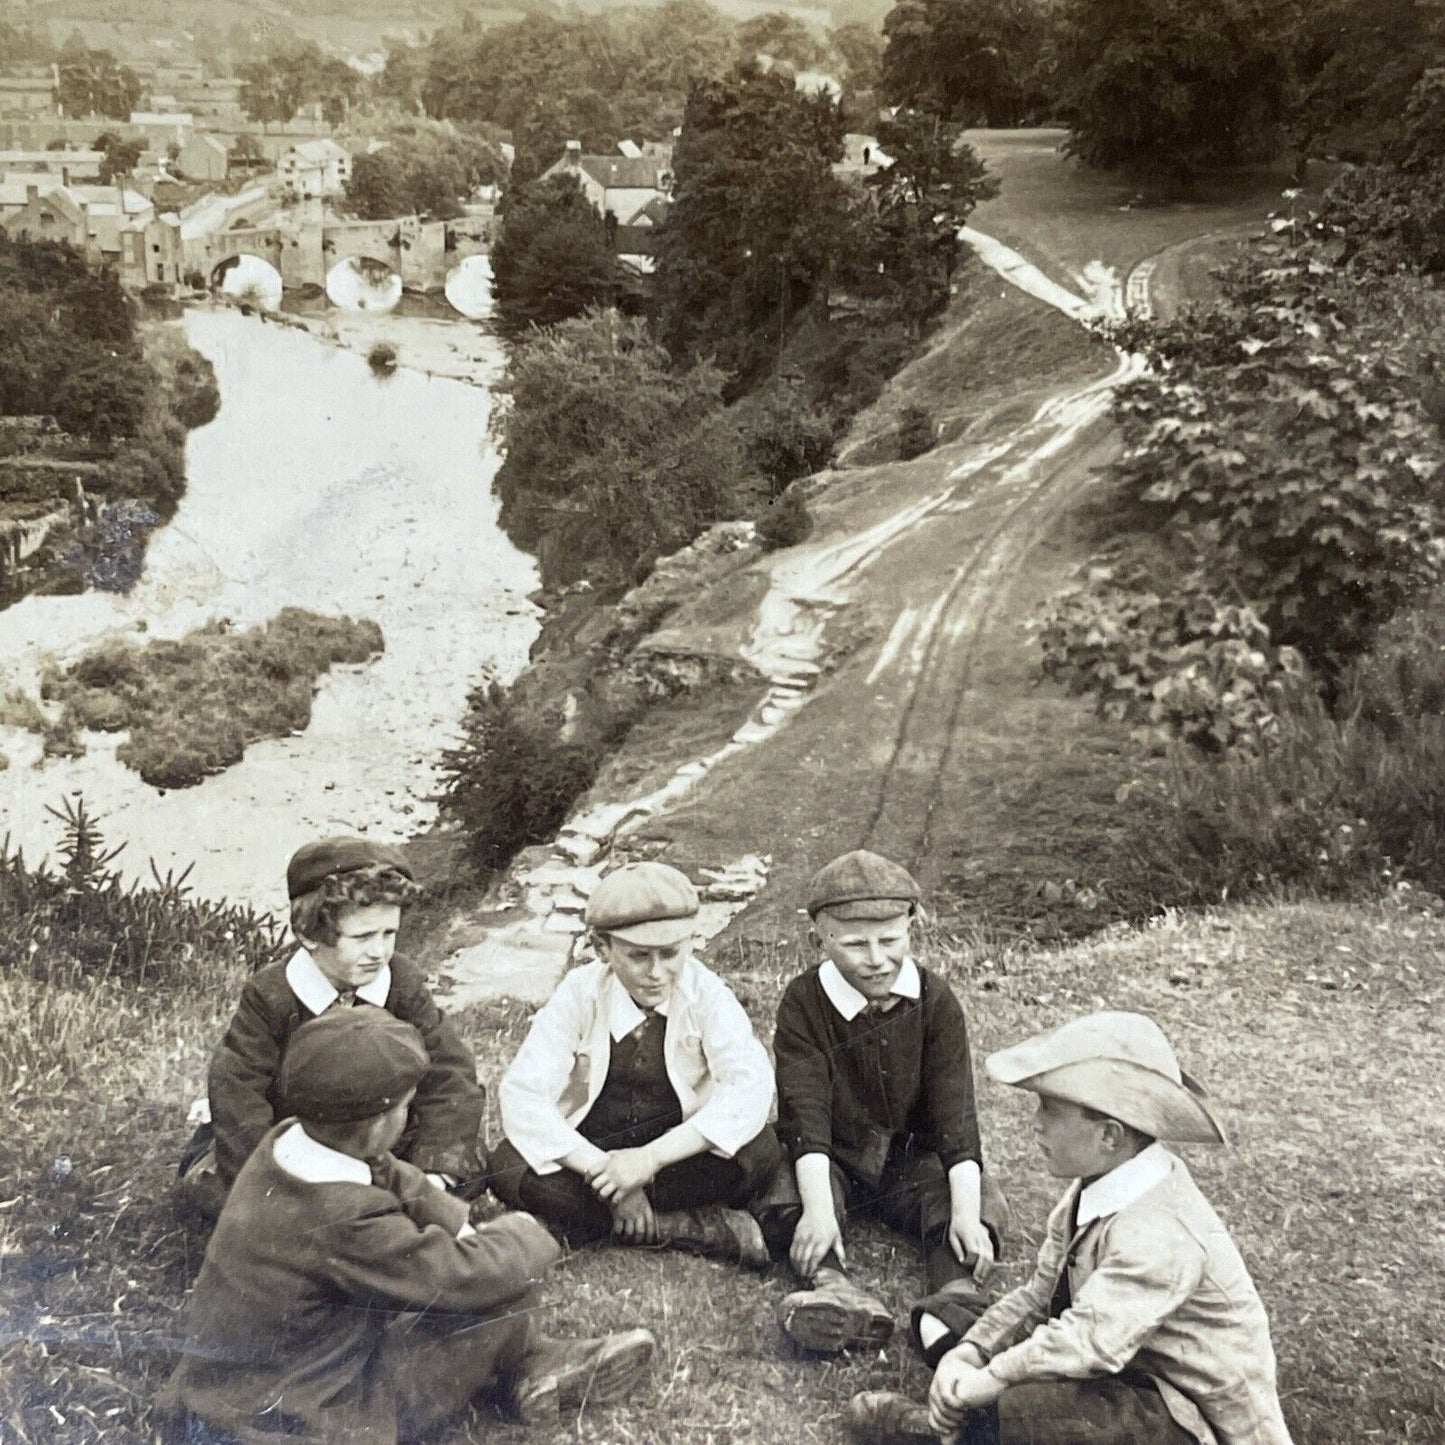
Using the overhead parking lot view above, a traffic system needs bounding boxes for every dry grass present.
[4,895,1443,1443]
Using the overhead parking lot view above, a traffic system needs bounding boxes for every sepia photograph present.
[0,0,1442,1440]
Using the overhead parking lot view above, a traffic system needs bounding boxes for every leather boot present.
[846,1390,939,1442]
[650,1206,771,1270]
[513,1328,656,1422]
[778,1266,894,1353]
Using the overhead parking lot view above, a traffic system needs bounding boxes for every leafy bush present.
[1038,569,1308,751]
[0,795,285,987]
[755,485,813,551]
[743,388,834,494]
[438,680,603,871]
[896,403,936,459]
[41,609,383,789]
[367,341,399,376]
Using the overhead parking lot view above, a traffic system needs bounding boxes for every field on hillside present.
[4,896,1442,1444]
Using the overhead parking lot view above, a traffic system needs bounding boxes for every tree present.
[54,348,149,444]
[492,310,741,583]
[1051,0,1291,179]
[856,109,998,329]
[490,175,623,337]
[97,136,143,185]
[829,22,885,94]
[653,65,854,383]
[230,133,265,166]
[736,13,825,67]
[239,43,361,125]
[57,48,141,120]
[343,120,506,221]
[881,0,1049,125]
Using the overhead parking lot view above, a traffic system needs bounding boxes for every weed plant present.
[40,608,384,789]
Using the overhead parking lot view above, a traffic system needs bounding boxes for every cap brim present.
[596,915,698,946]
[810,898,917,921]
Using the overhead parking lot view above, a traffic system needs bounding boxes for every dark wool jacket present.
[208,955,484,1186]
[773,962,983,1184]
[158,1124,559,1445]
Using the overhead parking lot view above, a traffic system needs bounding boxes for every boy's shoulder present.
[234,956,298,1011]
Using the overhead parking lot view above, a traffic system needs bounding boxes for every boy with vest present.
[159,1010,655,1444]
[488,861,780,1268]
[178,837,485,1218]
[753,851,1008,1358]
[848,1011,1295,1445]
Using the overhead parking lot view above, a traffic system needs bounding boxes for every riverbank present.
[0,309,536,913]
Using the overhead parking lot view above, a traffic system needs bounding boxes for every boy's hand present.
[948,1210,996,1282]
[929,1352,1004,1433]
[588,1147,657,1202]
[790,1204,845,1279]
[610,1188,657,1242]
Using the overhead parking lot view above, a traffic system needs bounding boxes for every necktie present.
[1049,1193,1083,1318]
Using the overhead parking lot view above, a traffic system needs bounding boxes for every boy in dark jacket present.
[178,837,484,1218]
[160,1010,655,1445]
[753,851,1007,1359]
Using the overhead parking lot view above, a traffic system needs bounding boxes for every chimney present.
[564,140,581,168]
[61,165,69,186]
[26,183,39,204]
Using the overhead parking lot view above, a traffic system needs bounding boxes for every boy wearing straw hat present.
[160,1010,655,1444]
[848,1010,1294,1445]
[488,861,780,1268]
[753,851,1008,1358]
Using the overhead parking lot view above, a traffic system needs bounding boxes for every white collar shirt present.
[285,947,391,1015]
[818,955,922,1021]
[1076,1141,1175,1229]
[271,1120,371,1185]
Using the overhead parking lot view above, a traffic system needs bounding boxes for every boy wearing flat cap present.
[849,1011,1294,1445]
[488,860,780,1268]
[178,836,485,1217]
[161,1010,656,1444]
[753,850,1008,1358]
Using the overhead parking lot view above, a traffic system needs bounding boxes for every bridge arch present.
[444,253,492,320]
[212,253,283,311]
[325,254,402,313]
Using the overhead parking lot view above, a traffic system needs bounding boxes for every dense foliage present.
[492,311,742,583]
[238,41,362,125]
[342,118,506,221]
[490,175,626,337]
[55,39,140,120]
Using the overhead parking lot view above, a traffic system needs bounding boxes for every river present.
[0,308,539,917]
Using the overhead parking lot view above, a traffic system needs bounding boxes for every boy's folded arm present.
[685,983,775,1154]
[373,1154,472,1235]
[986,1212,1208,1385]
[390,967,486,1178]
[498,977,596,1170]
[208,987,287,1184]
[919,984,983,1168]
[327,1199,561,1315]
[963,1226,1066,1359]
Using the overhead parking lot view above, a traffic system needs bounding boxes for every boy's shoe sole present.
[778,1285,894,1354]
[515,1328,656,1421]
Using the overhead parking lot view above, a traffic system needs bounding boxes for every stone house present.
[279,138,351,198]
[177,132,229,183]
[0,73,57,116]
[542,141,673,228]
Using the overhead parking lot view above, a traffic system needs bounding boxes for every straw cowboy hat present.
[986,1010,1226,1145]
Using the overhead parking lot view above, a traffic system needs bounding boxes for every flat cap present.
[806,850,920,920]
[287,836,414,900]
[279,1010,430,1125]
[585,861,700,946]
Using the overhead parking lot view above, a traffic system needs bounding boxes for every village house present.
[542,140,672,230]
[278,138,351,198]
[0,148,104,182]
[0,179,88,247]
[128,111,195,149]
[177,132,229,184]
[0,72,57,116]
[167,77,246,124]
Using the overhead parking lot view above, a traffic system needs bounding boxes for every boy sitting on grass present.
[488,860,780,1268]
[753,851,1008,1357]
[178,837,484,1217]
[159,1009,656,1444]
[848,1011,1294,1445]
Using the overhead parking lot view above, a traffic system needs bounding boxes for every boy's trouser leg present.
[962,1375,1196,1445]
[483,1139,613,1247]
[749,1154,851,1270]
[650,1125,781,1213]
[385,1289,538,1441]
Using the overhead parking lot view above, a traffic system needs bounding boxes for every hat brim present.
[595,914,698,946]
[996,1058,1226,1146]
[810,898,917,921]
